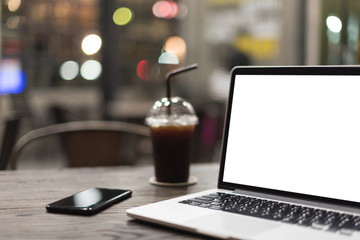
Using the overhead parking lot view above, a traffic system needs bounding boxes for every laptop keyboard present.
[179,192,360,235]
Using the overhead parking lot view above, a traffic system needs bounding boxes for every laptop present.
[127,66,360,240]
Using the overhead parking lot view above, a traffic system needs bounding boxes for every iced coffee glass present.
[146,97,198,185]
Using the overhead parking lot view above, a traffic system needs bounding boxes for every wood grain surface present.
[0,163,219,239]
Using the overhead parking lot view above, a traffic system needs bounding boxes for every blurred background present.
[1,0,359,168]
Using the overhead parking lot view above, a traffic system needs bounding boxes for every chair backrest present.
[0,114,21,170]
[9,121,150,170]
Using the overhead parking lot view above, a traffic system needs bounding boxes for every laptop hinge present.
[233,189,274,199]
[234,189,243,194]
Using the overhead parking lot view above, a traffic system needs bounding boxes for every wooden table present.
[0,163,219,239]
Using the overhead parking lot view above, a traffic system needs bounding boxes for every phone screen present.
[46,188,132,215]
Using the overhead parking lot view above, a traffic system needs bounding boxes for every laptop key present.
[282,217,299,224]
[190,198,212,204]
[297,219,313,226]
[199,196,216,200]
[179,200,192,204]
[188,202,201,206]
[199,204,212,208]
[339,228,356,236]
[311,222,330,230]
[209,205,224,210]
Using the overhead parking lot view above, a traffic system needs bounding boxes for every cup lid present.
[146,97,198,127]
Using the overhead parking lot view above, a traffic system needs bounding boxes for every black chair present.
[8,120,150,170]
[0,114,21,170]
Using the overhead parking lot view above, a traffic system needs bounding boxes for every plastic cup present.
[146,97,198,184]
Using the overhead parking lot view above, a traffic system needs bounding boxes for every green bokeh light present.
[113,7,133,26]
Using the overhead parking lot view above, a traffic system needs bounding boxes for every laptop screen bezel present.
[217,65,360,208]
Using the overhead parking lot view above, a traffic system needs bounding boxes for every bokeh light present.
[164,36,186,61]
[6,16,25,29]
[59,61,79,80]
[54,1,71,18]
[152,1,178,19]
[80,60,102,80]
[326,15,342,33]
[0,59,26,95]
[8,0,21,12]
[113,7,134,26]
[81,34,102,55]
[137,60,149,81]
[158,51,179,64]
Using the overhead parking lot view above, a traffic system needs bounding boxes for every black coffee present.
[150,125,195,183]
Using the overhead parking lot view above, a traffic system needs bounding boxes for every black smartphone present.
[46,188,132,215]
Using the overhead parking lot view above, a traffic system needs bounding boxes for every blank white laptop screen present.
[223,75,360,203]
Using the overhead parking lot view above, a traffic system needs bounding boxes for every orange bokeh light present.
[164,36,186,61]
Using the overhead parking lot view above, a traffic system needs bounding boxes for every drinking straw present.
[165,63,198,115]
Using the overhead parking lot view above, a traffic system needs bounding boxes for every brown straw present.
[165,63,198,115]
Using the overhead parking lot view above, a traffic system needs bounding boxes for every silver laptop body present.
[127,66,360,240]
